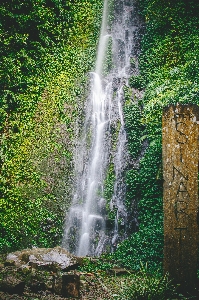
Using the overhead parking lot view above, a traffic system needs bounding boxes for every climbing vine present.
[0,0,103,253]
[1,1,199,274]
[124,91,143,159]
[111,0,199,272]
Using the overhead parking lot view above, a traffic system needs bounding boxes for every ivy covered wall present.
[1,0,199,273]
[0,0,103,252]
[112,0,199,271]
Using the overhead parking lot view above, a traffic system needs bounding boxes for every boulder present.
[0,275,25,295]
[1,247,82,298]
[5,246,78,271]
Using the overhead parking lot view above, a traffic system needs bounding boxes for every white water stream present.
[62,0,140,256]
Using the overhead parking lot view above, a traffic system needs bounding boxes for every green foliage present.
[138,139,163,226]
[131,0,199,151]
[112,225,163,272]
[124,90,143,159]
[104,164,116,221]
[112,141,163,272]
[0,0,103,253]
[102,37,113,76]
[79,261,177,299]
[125,169,140,209]
[112,264,176,300]
[138,0,199,141]
[104,164,115,201]
[0,195,63,252]
[78,257,113,273]
[112,0,199,274]
[129,75,144,90]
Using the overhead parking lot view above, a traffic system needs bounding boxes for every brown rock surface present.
[0,247,82,299]
[162,104,199,292]
[62,274,80,298]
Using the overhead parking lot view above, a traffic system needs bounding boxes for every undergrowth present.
[110,0,199,275]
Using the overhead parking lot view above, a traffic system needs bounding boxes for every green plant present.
[102,37,113,76]
[112,0,199,276]
[110,140,163,272]
[124,95,143,159]
[129,75,144,90]
[78,257,113,273]
[111,263,176,300]
[103,163,116,221]
[0,0,103,253]
[125,169,140,209]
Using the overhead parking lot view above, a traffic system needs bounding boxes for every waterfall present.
[62,0,141,256]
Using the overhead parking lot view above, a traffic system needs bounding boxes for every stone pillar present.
[162,104,199,292]
[62,274,80,298]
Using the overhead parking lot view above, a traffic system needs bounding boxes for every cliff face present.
[61,0,145,257]
[1,0,199,274]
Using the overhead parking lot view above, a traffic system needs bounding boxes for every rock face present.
[162,104,199,293]
[5,246,78,270]
[0,247,82,299]
[0,275,25,295]
[62,274,80,298]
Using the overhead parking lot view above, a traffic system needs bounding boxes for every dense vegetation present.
[1,0,199,282]
[111,0,199,272]
[0,0,103,252]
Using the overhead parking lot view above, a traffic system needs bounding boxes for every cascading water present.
[62,0,142,256]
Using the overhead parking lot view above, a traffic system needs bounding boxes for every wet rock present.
[5,246,79,270]
[28,281,46,293]
[52,275,62,295]
[63,262,80,272]
[4,260,16,267]
[1,247,83,298]
[0,276,25,295]
[112,77,121,91]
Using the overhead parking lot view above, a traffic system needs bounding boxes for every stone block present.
[61,274,80,298]
[162,104,199,293]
